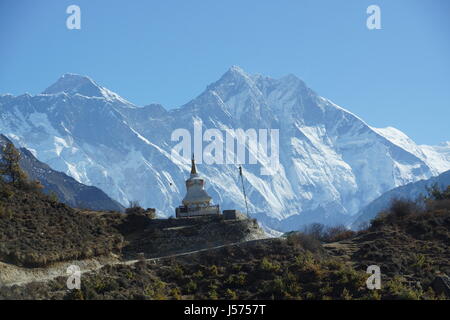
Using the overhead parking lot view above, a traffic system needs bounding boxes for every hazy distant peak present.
[43,73,99,96]
[42,73,131,105]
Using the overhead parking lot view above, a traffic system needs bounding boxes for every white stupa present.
[175,155,220,218]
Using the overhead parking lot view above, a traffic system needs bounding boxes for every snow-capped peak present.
[216,65,254,84]
[43,73,102,96]
[42,73,131,105]
[372,126,450,174]
[228,65,247,75]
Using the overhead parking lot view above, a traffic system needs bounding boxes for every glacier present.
[0,67,448,232]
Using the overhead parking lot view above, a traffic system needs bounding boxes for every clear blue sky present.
[0,0,449,144]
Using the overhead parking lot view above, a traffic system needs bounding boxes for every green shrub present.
[260,257,281,273]
[225,288,238,300]
[48,191,59,203]
[171,264,184,279]
[225,273,246,287]
[208,289,218,300]
[208,265,220,276]
[170,287,182,300]
[383,276,422,300]
[184,280,197,294]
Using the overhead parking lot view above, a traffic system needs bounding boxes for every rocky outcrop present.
[432,275,450,297]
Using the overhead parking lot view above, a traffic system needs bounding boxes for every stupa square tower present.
[175,155,220,218]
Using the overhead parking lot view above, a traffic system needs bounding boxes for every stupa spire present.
[190,153,197,175]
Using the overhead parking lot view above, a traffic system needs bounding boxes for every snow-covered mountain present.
[0,66,449,231]
[0,134,124,212]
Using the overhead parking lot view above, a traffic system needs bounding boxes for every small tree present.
[0,142,28,186]
[125,200,145,215]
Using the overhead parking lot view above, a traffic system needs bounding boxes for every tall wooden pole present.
[239,165,250,218]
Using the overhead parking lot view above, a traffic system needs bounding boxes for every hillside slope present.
[2,209,448,299]
[351,170,450,229]
[0,182,123,268]
[1,188,448,299]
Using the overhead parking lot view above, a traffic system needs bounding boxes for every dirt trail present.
[0,238,271,288]
[0,255,119,287]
